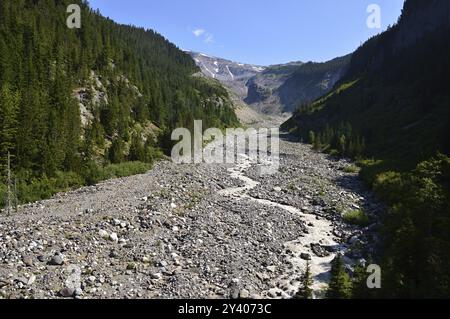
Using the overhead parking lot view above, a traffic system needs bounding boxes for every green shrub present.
[373,171,404,204]
[343,165,360,174]
[81,161,104,186]
[13,161,154,205]
[343,209,370,227]
[102,161,152,179]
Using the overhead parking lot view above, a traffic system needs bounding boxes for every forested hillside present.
[282,0,450,298]
[0,0,238,204]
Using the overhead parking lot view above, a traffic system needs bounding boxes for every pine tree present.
[308,131,315,144]
[296,260,314,299]
[352,263,372,299]
[313,134,322,151]
[129,133,145,162]
[338,134,346,156]
[326,254,353,299]
[108,137,125,164]
[0,83,19,171]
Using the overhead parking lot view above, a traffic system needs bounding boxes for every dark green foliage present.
[372,154,450,298]
[326,254,353,299]
[343,210,370,227]
[0,0,238,204]
[284,0,450,298]
[108,138,125,164]
[351,263,378,299]
[296,261,314,299]
[0,84,19,172]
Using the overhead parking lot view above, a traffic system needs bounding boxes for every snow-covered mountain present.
[189,51,350,115]
[189,51,265,81]
[188,51,265,99]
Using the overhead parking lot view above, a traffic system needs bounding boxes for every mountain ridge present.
[189,51,350,115]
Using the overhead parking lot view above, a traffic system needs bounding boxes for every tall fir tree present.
[326,254,353,299]
[296,261,314,299]
[0,83,19,172]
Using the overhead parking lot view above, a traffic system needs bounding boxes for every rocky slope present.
[189,52,350,115]
[188,51,265,100]
[0,134,383,299]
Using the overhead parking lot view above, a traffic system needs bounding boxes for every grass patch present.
[343,165,360,174]
[343,209,370,227]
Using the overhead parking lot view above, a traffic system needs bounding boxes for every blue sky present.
[88,0,405,66]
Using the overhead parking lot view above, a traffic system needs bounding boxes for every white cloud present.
[193,28,205,37]
[204,33,214,44]
[191,27,214,44]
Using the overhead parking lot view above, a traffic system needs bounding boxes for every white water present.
[219,153,340,298]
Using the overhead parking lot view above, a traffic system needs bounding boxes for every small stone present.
[22,255,34,267]
[109,233,119,242]
[311,243,331,257]
[142,256,151,264]
[170,203,177,209]
[266,266,276,273]
[109,250,119,258]
[60,287,75,297]
[230,288,239,299]
[74,288,83,296]
[27,275,36,286]
[49,255,64,266]
[300,253,311,261]
[98,229,109,239]
[239,289,250,299]
[273,187,282,192]
[150,273,162,280]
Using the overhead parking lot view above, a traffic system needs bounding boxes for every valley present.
[1,0,449,301]
[0,128,382,299]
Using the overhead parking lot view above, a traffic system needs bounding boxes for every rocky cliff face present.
[188,51,265,100]
[247,57,350,114]
[189,51,349,115]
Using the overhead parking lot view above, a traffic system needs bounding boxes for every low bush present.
[343,209,370,227]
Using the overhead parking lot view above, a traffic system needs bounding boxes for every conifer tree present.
[326,254,353,299]
[308,131,315,145]
[352,263,372,299]
[0,83,19,171]
[129,133,145,162]
[296,261,314,299]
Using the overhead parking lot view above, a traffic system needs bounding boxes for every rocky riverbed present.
[0,134,383,299]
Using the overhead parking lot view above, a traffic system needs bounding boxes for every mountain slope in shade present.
[189,51,350,115]
[246,56,350,114]
[282,0,450,163]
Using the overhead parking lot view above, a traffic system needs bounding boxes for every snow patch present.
[226,65,234,80]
